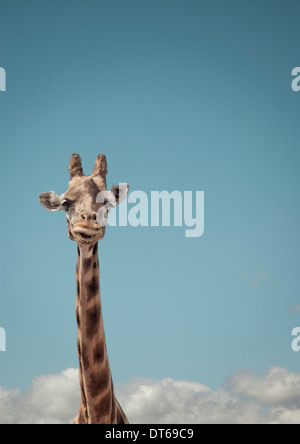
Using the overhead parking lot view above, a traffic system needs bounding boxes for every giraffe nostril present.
[80,212,97,222]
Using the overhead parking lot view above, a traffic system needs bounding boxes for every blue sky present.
[0,0,299,397]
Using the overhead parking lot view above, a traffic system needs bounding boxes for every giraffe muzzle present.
[72,225,104,242]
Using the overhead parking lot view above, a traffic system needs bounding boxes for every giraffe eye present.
[62,201,70,211]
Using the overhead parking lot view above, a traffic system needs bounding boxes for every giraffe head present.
[39,154,129,246]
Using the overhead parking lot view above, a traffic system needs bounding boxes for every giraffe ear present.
[39,191,63,212]
[110,183,130,205]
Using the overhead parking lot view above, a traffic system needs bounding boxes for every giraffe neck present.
[75,243,128,424]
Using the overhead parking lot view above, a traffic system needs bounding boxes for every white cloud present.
[0,369,80,424]
[0,367,300,424]
[117,378,262,424]
[227,367,300,408]
[266,407,300,425]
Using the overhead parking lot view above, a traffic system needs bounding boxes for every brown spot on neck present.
[94,389,113,423]
[85,304,102,340]
[83,258,92,272]
[87,277,99,302]
[93,341,105,365]
[87,366,110,399]
[93,243,98,256]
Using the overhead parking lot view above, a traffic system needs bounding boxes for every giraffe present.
[39,153,129,425]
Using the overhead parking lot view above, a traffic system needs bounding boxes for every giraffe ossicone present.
[39,154,129,424]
